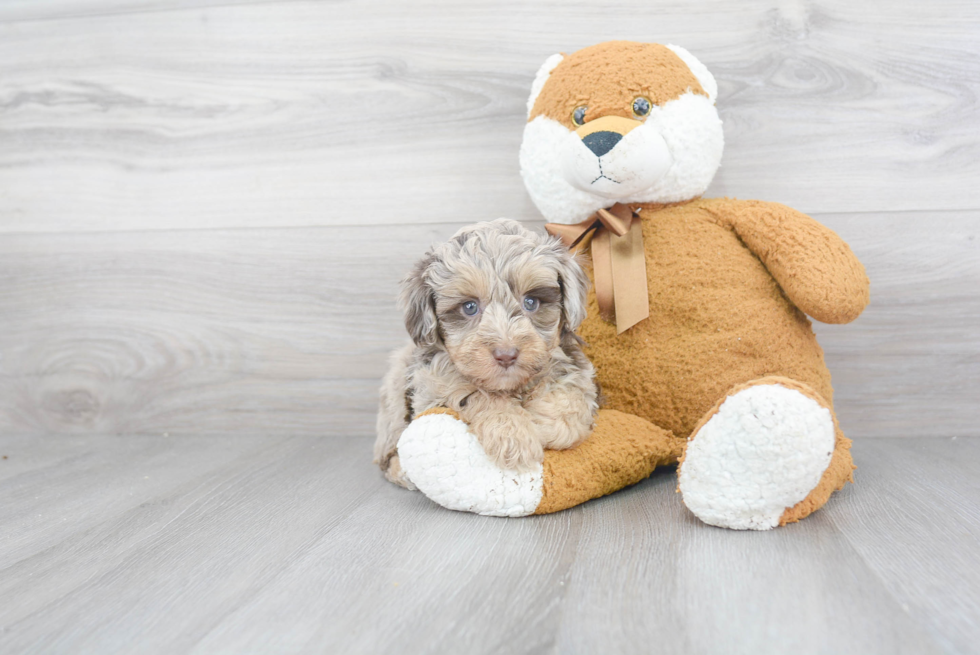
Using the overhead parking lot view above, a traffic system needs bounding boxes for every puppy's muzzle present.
[493,347,519,369]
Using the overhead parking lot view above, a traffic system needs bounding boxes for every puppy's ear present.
[554,243,590,333]
[399,253,440,347]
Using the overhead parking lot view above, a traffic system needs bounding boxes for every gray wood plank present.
[815,211,980,438]
[0,434,274,569]
[552,470,943,655]
[0,435,381,653]
[2,435,974,654]
[1,0,977,234]
[0,434,89,483]
[833,437,980,655]
[189,480,579,654]
[2,212,977,438]
[0,0,274,22]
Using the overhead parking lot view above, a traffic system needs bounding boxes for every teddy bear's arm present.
[709,199,870,324]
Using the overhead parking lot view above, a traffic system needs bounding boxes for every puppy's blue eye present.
[523,297,540,312]
[632,97,652,117]
[462,301,479,316]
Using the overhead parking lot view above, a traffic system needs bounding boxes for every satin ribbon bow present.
[545,203,649,334]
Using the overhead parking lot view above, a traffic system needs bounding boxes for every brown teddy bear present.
[393,41,869,530]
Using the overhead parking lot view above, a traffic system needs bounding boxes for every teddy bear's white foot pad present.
[678,383,834,530]
[398,413,544,517]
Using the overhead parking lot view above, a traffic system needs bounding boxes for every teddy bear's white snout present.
[560,125,673,200]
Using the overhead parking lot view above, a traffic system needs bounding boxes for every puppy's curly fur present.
[374,219,598,488]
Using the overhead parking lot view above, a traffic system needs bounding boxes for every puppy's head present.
[520,41,724,224]
[401,219,588,392]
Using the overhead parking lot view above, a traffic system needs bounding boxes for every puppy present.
[374,218,598,489]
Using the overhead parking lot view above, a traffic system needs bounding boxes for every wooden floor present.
[0,435,977,654]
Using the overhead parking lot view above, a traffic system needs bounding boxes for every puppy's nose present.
[582,131,622,157]
[493,347,519,368]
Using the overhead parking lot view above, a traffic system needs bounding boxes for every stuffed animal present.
[394,41,869,530]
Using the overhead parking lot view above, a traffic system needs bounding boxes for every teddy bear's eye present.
[632,97,652,117]
[572,106,587,126]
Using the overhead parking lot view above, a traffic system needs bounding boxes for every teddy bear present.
[392,41,869,530]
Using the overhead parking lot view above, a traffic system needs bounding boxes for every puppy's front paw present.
[536,412,593,451]
[527,393,596,451]
[473,414,544,471]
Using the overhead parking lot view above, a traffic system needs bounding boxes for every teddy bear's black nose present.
[582,131,623,157]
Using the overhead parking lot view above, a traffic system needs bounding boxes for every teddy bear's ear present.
[665,44,718,103]
[526,53,564,118]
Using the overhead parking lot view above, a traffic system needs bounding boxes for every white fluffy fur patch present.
[678,384,835,531]
[562,124,673,199]
[527,53,564,118]
[666,44,718,102]
[520,116,607,224]
[520,92,723,224]
[397,414,543,517]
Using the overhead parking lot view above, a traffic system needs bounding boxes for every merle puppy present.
[374,219,598,488]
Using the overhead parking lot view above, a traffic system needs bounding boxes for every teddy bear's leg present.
[397,407,682,517]
[534,409,683,514]
[397,408,545,517]
[778,421,853,525]
[677,376,854,530]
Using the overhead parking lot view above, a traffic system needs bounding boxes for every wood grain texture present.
[0,222,422,437]
[814,210,980,438]
[831,437,980,655]
[0,0,978,233]
[0,0,275,23]
[1,3,977,653]
[2,0,977,439]
[2,212,977,438]
[1,434,975,654]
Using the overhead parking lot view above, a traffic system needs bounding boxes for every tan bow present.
[546,203,649,334]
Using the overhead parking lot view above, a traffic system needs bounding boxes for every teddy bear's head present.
[519,41,724,224]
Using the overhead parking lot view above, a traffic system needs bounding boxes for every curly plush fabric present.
[579,198,869,441]
[679,376,855,528]
[579,198,867,523]
[529,42,707,125]
[399,409,544,517]
[535,409,683,514]
[679,377,839,530]
[398,408,683,516]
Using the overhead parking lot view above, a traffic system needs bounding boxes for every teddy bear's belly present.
[579,212,835,439]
